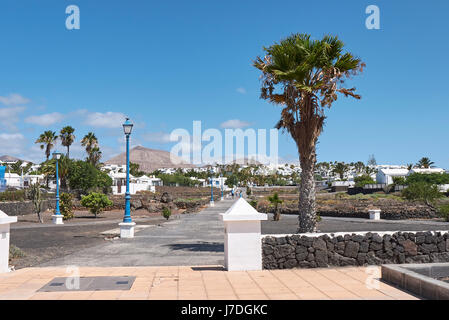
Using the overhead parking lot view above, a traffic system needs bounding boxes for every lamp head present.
[123,117,133,135]
[52,151,62,160]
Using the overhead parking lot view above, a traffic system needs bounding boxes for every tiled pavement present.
[0,265,419,300]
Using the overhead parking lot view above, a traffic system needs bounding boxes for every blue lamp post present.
[123,118,133,223]
[220,173,224,200]
[119,118,136,238]
[209,168,214,207]
[52,151,63,225]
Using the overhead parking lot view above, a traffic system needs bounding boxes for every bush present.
[0,189,27,202]
[80,192,113,218]
[401,182,443,204]
[60,193,74,220]
[68,160,112,196]
[392,176,406,186]
[406,173,449,185]
[249,199,257,208]
[162,207,171,220]
[354,174,375,188]
[9,245,26,259]
[438,204,449,222]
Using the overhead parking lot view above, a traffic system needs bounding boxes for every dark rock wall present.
[262,231,449,269]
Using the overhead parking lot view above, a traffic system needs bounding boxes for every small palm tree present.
[89,146,102,167]
[332,162,349,180]
[60,126,75,158]
[417,157,434,169]
[81,132,98,161]
[35,131,58,160]
[268,192,283,221]
[407,163,414,170]
[254,33,364,232]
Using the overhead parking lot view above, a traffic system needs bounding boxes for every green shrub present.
[438,204,449,222]
[406,173,449,185]
[392,176,406,186]
[80,192,113,218]
[60,193,74,220]
[0,189,27,202]
[401,182,443,204]
[249,200,257,208]
[162,207,171,220]
[9,245,26,259]
[354,174,375,188]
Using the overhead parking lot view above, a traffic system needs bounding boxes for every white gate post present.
[220,198,267,271]
[0,210,17,273]
[369,209,381,220]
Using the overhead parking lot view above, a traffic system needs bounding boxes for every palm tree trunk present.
[67,146,70,159]
[298,151,317,233]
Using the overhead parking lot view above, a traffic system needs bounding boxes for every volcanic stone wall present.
[262,231,449,269]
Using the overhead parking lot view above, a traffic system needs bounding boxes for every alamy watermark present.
[66,5,80,30]
[365,5,380,30]
[169,121,279,166]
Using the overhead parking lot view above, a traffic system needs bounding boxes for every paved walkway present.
[39,200,231,267]
[0,265,418,300]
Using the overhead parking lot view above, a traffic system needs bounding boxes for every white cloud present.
[236,87,246,94]
[25,112,65,126]
[0,93,30,106]
[141,132,172,143]
[0,106,26,130]
[0,133,26,155]
[220,119,251,129]
[84,111,127,128]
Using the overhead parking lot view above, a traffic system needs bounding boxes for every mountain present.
[104,146,196,172]
[0,155,25,162]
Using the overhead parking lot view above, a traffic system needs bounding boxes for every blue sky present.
[0,0,448,168]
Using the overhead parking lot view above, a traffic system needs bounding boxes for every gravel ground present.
[262,214,449,234]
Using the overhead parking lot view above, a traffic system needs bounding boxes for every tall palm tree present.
[60,126,76,158]
[254,33,364,232]
[417,157,434,169]
[35,131,58,160]
[81,132,98,161]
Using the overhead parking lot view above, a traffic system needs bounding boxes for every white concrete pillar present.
[369,209,381,220]
[0,210,17,273]
[220,198,267,271]
[119,222,136,238]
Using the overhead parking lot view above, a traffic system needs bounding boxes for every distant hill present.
[104,146,196,172]
[0,155,25,162]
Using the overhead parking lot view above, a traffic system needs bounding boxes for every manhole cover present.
[38,276,136,292]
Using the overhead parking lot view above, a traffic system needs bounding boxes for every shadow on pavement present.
[166,242,224,252]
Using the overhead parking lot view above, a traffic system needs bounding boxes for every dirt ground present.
[8,207,200,270]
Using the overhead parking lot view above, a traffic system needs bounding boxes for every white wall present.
[112,183,155,195]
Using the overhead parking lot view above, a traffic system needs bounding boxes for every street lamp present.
[220,173,224,201]
[52,151,63,225]
[209,168,214,207]
[119,117,136,238]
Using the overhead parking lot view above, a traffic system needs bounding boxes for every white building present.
[108,172,161,195]
[408,168,445,175]
[376,168,409,184]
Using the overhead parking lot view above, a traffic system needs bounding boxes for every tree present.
[29,183,43,223]
[254,33,364,232]
[417,157,434,169]
[354,174,375,188]
[401,182,443,205]
[130,162,145,177]
[225,174,239,188]
[81,132,99,163]
[68,160,112,195]
[60,126,76,158]
[407,163,414,170]
[35,131,58,160]
[80,192,112,218]
[367,154,377,167]
[89,146,102,167]
[332,162,349,180]
[268,192,283,221]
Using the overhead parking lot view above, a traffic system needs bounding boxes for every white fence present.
[112,183,155,195]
